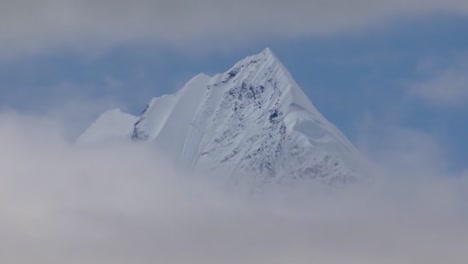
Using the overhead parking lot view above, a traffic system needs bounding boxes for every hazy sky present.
[0,1,467,263]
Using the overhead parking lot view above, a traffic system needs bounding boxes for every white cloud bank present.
[1,0,468,57]
[0,109,467,264]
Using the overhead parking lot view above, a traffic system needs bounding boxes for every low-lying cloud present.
[0,110,467,264]
[2,0,468,57]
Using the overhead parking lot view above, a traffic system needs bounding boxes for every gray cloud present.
[0,107,467,264]
[1,0,468,57]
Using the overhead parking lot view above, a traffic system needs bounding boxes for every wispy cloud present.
[1,0,468,57]
[408,55,468,108]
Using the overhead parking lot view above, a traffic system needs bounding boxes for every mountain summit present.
[79,48,364,187]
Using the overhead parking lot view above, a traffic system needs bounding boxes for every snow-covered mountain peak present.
[218,48,320,116]
[80,48,365,188]
[77,108,137,144]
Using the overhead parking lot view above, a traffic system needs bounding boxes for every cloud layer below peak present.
[0,108,467,264]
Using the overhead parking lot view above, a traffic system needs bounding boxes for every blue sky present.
[0,7,467,172]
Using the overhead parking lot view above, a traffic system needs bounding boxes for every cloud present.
[408,56,468,108]
[1,0,468,57]
[0,76,140,141]
[0,106,467,264]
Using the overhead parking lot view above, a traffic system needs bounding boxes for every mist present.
[0,110,467,264]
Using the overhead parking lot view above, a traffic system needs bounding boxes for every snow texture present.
[77,108,138,144]
[80,48,364,188]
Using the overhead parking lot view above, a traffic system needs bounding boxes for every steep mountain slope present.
[77,109,138,144]
[80,48,364,187]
